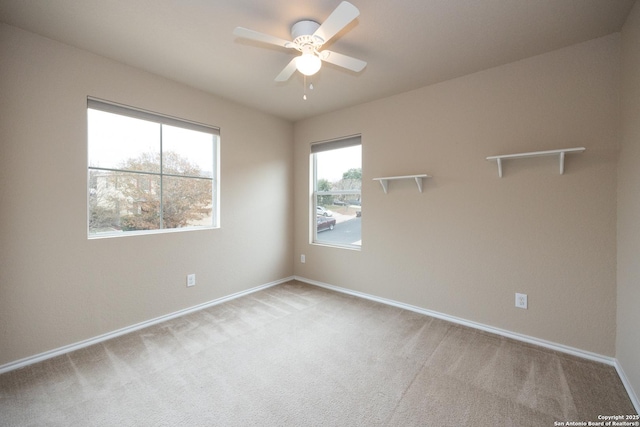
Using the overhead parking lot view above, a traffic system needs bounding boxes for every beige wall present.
[618,1,640,406]
[1,10,635,389]
[294,34,620,357]
[0,24,294,366]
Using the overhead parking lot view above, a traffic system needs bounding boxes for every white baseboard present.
[0,276,294,375]
[615,359,640,414]
[3,274,638,415]
[294,276,615,365]
[294,276,640,413]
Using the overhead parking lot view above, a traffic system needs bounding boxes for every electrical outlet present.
[300,254,306,264]
[515,293,527,309]
[187,274,196,287]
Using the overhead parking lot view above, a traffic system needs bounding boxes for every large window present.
[312,136,362,249]
[87,98,219,237]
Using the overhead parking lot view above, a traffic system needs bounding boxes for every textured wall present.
[0,24,294,366]
[618,0,640,407]
[294,35,620,356]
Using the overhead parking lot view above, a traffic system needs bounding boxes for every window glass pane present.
[89,170,160,234]
[88,99,218,238]
[162,125,215,178]
[315,145,361,184]
[88,109,160,173]
[162,176,213,229]
[314,143,361,248]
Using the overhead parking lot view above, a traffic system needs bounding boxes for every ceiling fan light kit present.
[233,1,366,82]
[296,46,322,76]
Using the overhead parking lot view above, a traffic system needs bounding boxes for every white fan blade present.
[313,1,360,44]
[233,27,292,48]
[321,50,366,72]
[275,58,298,82]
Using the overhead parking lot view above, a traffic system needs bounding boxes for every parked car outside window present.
[316,206,333,217]
[316,215,336,232]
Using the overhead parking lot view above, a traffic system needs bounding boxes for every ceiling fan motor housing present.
[290,20,324,48]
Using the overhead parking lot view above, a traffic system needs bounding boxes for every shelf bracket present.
[379,179,389,194]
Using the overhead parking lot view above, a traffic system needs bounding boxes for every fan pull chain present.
[303,77,314,101]
[303,75,307,100]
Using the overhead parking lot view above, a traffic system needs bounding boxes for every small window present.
[312,136,362,249]
[87,98,219,238]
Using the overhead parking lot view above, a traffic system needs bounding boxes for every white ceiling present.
[0,0,635,122]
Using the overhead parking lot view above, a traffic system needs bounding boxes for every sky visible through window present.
[316,144,361,183]
[88,109,214,175]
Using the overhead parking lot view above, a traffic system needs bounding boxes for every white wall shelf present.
[486,147,585,178]
[373,174,430,193]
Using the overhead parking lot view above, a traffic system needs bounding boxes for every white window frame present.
[311,135,362,250]
[87,97,220,238]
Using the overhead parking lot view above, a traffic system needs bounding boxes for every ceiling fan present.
[233,1,367,82]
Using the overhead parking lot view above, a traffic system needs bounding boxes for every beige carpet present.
[0,280,635,426]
